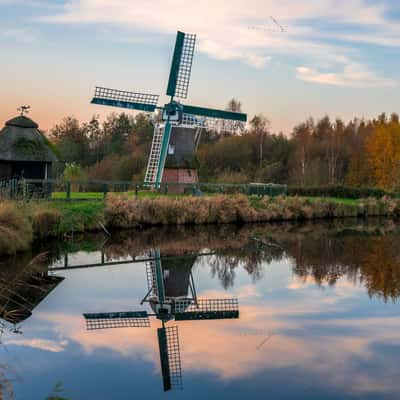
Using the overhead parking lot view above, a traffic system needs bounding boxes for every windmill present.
[83,249,239,391]
[91,31,247,191]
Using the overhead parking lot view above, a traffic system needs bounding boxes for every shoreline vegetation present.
[1,193,400,256]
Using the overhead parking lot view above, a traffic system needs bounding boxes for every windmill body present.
[91,31,247,192]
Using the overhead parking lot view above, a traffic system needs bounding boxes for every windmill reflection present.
[83,249,239,392]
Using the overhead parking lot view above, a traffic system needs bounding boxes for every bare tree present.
[249,114,270,167]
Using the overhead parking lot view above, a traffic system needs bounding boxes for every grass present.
[51,190,362,204]
[51,201,105,233]
[306,197,360,205]
[104,194,400,228]
[52,191,106,200]
[0,201,32,255]
[51,190,185,200]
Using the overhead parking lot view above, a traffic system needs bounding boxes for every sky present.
[1,0,400,134]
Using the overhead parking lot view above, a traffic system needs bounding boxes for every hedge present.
[287,185,396,199]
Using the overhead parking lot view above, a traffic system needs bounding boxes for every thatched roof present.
[0,115,57,162]
[0,274,64,324]
[0,255,64,324]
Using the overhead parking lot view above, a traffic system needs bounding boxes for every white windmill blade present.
[144,123,172,188]
[158,325,182,391]
[174,298,239,320]
[166,31,196,99]
[83,311,150,330]
[91,86,160,112]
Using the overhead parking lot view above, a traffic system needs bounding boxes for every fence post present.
[103,183,109,200]
[164,184,169,195]
[66,181,71,201]
[135,183,139,199]
[22,178,27,200]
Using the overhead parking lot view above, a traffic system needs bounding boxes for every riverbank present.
[1,194,399,256]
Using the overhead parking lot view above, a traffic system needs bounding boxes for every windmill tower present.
[83,249,239,391]
[91,31,247,193]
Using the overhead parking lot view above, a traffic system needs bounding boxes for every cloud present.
[5,338,68,353]
[296,63,397,88]
[33,301,400,396]
[35,0,399,81]
[0,28,39,43]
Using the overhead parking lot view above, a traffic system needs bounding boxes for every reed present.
[104,194,400,228]
[0,201,32,255]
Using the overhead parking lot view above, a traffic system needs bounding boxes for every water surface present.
[1,220,400,399]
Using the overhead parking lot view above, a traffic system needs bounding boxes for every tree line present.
[48,100,400,191]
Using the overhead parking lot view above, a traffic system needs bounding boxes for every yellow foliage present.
[366,122,400,190]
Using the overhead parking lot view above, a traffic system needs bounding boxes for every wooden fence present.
[0,178,287,201]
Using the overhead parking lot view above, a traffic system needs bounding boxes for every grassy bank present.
[105,194,400,228]
[1,194,399,256]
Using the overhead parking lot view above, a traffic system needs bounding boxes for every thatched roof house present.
[0,115,57,180]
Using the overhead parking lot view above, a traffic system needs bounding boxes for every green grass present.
[306,197,360,205]
[51,201,105,233]
[51,190,186,200]
[51,190,363,206]
[52,191,105,200]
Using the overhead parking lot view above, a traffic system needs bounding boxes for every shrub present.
[288,185,392,199]
[31,207,62,238]
[0,202,32,255]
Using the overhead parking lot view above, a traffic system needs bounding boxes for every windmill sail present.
[144,123,172,188]
[91,87,159,112]
[158,325,182,391]
[166,31,196,99]
[174,298,239,320]
[182,104,247,122]
[83,311,150,330]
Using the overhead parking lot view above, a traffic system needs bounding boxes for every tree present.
[345,120,374,187]
[367,120,400,190]
[102,113,134,155]
[290,119,313,186]
[50,116,90,166]
[83,115,103,163]
[219,98,245,136]
[249,114,270,167]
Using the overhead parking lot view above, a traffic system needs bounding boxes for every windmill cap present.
[6,115,39,129]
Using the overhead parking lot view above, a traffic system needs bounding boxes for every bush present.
[31,207,62,238]
[288,185,392,199]
[0,202,32,255]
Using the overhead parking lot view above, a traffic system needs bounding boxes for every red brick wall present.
[162,168,199,194]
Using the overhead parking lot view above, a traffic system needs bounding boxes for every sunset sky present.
[1,0,400,134]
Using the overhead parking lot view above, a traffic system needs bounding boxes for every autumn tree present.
[366,119,400,190]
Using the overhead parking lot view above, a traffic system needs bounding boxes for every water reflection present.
[49,219,400,301]
[83,249,239,391]
[0,219,399,399]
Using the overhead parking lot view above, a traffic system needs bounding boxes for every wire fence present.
[0,178,287,202]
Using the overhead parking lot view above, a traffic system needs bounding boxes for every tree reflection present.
[278,222,400,302]
[210,255,238,289]
[202,220,400,301]
[12,219,400,301]
[358,236,400,301]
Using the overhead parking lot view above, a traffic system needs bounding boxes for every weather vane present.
[17,105,31,116]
